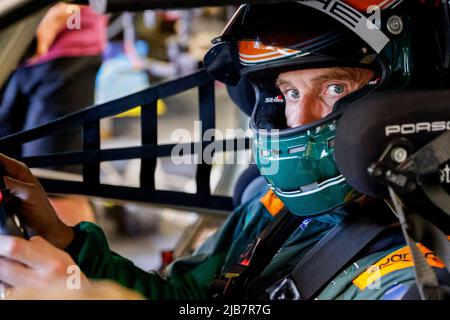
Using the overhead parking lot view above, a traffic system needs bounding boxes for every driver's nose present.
[285,92,325,128]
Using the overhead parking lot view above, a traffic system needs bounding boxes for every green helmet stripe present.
[271,175,346,197]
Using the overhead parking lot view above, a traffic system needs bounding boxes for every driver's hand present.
[0,235,89,294]
[0,153,74,249]
[7,279,144,300]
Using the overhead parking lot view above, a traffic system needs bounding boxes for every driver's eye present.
[325,84,346,96]
[286,89,300,100]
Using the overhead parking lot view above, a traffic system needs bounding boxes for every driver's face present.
[276,67,374,128]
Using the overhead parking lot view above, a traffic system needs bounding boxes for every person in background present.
[0,2,108,226]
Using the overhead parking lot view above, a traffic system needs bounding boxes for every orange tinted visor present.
[238,41,307,65]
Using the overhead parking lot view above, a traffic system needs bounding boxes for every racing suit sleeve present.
[64,204,252,300]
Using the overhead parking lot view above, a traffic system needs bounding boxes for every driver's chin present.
[286,117,298,129]
[286,114,319,128]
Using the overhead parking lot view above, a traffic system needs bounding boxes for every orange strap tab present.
[260,190,284,216]
[353,244,445,290]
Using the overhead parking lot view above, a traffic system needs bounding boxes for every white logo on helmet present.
[299,0,391,53]
[440,164,450,184]
[265,95,285,103]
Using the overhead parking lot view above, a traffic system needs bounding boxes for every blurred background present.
[0,3,251,274]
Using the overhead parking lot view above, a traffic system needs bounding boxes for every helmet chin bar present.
[273,175,346,196]
[253,112,359,217]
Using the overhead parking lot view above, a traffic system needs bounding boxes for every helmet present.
[204,1,424,216]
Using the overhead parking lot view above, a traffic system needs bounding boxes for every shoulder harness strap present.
[265,201,395,300]
[209,203,304,300]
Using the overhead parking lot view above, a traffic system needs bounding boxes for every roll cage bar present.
[0,0,289,215]
[0,69,251,215]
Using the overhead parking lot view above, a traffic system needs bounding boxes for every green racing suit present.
[65,189,446,300]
